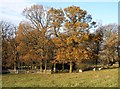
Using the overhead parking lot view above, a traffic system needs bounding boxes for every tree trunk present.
[118,61,120,67]
[44,60,47,72]
[30,66,32,70]
[14,62,16,71]
[32,64,34,69]
[95,58,98,68]
[34,65,37,69]
[20,62,22,70]
[53,63,56,72]
[17,62,20,70]
[40,63,43,72]
[24,63,26,69]
[35,63,38,69]
[69,62,72,73]
[62,63,64,71]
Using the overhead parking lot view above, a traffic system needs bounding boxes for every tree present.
[47,7,65,37]
[16,21,43,70]
[22,5,51,71]
[98,24,118,67]
[87,29,103,68]
[1,21,17,70]
[64,6,97,72]
[49,6,96,73]
[46,7,65,72]
[23,5,48,30]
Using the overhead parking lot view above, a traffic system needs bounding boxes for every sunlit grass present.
[2,68,118,87]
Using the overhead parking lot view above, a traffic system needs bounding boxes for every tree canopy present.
[2,5,119,73]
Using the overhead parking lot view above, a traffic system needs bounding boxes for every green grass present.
[2,68,118,87]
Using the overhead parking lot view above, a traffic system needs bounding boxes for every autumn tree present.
[1,21,17,70]
[48,6,96,73]
[16,21,48,71]
[47,7,65,37]
[21,5,99,73]
[47,7,65,71]
[64,6,97,72]
[16,21,35,69]
[2,4,119,73]
[22,5,51,72]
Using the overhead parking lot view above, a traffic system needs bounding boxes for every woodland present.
[1,5,119,73]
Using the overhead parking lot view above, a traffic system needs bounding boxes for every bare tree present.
[23,5,48,30]
[98,24,118,67]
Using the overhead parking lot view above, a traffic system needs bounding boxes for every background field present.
[2,68,118,87]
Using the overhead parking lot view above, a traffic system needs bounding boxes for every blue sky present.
[39,2,118,25]
[0,0,118,26]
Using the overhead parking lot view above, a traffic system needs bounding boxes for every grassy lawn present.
[2,68,118,87]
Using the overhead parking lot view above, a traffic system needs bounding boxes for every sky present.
[0,0,119,26]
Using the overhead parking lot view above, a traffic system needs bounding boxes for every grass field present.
[2,68,118,87]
